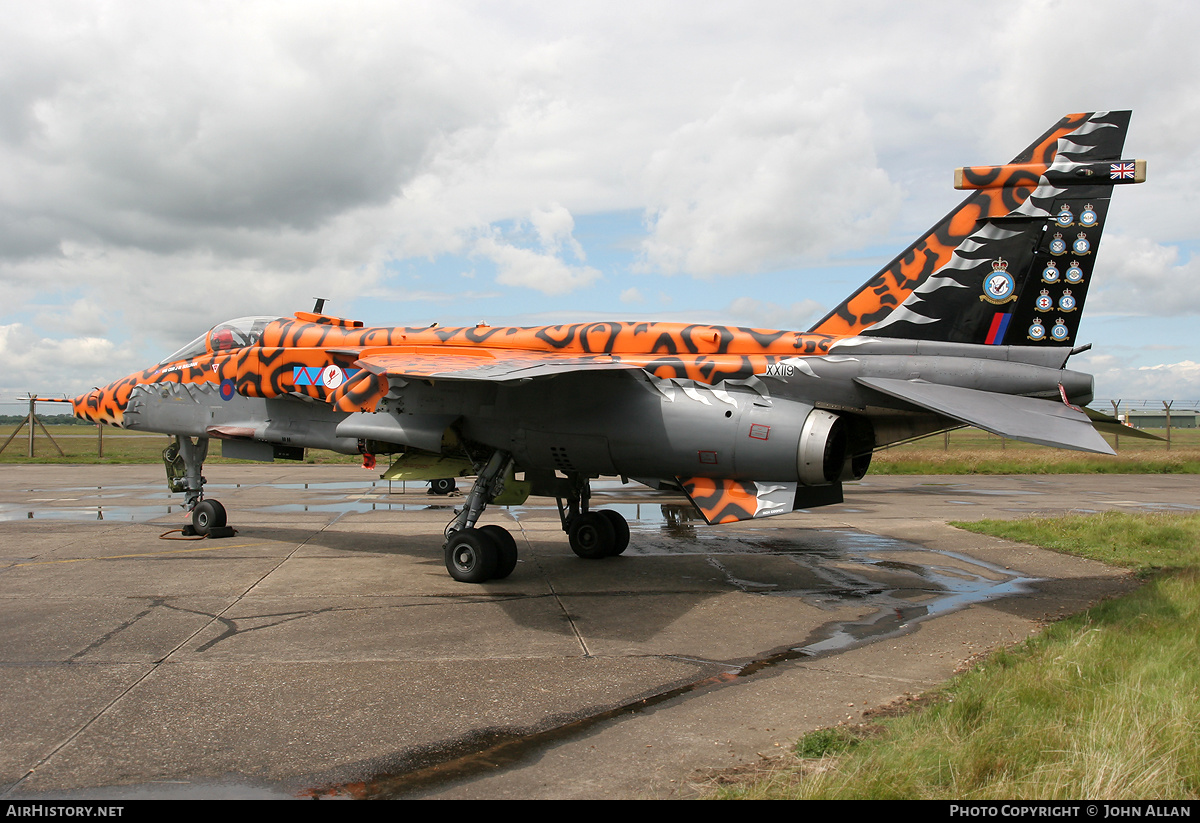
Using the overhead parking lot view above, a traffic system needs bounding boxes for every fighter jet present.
[73,110,1146,583]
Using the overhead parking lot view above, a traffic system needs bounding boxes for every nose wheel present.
[191,499,227,536]
[166,436,236,538]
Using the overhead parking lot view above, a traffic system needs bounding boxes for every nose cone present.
[71,378,133,427]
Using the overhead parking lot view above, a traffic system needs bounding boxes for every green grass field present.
[871,426,1200,474]
[712,511,1200,800]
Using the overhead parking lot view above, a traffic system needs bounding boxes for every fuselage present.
[72,312,1095,486]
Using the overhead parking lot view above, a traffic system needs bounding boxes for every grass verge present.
[712,511,1200,799]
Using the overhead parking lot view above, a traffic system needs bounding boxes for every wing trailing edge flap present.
[855,377,1115,455]
[678,477,844,525]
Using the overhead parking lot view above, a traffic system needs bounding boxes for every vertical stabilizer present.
[810,111,1143,346]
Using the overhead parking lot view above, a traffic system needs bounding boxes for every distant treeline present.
[0,414,91,426]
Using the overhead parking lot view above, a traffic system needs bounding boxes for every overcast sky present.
[2,0,1198,408]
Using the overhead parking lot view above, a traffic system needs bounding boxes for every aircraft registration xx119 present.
[74,111,1148,583]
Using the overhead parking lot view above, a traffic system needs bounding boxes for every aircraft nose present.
[71,388,101,423]
[71,382,127,426]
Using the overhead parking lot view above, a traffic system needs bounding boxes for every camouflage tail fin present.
[809,111,1144,347]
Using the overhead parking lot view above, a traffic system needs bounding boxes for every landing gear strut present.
[442,451,519,583]
[163,435,234,537]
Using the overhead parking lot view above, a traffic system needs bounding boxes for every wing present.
[328,347,642,412]
[356,347,641,381]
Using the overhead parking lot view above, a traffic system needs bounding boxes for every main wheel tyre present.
[445,528,499,583]
[479,525,519,579]
[598,510,630,556]
[429,478,457,495]
[568,512,615,559]
[191,500,227,536]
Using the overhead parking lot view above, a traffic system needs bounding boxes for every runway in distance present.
[74,111,1149,583]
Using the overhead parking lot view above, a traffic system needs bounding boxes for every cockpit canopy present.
[160,316,281,365]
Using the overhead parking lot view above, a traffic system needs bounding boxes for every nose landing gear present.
[164,436,236,538]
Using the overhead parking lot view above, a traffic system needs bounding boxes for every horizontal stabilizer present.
[856,377,1115,455]
[1083,407,1167,441]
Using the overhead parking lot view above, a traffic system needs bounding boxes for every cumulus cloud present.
[470,203,600,295]
[474,234,601,295]
[1084,353,1200,403]
[0,323,141,397]
[1090,234,1200,317]
[637,87,902,276]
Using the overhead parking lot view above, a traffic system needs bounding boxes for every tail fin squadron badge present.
[981,258,1016,304]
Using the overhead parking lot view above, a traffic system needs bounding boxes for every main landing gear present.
[163,435,234,538]
[441,451,630,584]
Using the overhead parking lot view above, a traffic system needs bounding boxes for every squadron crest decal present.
[981,258,1017,304]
